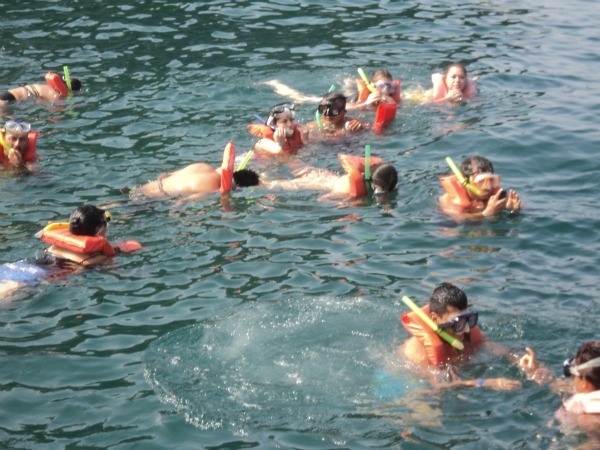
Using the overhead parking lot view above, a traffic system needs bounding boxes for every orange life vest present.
[247,123,304,152]
[0,131,39,165]
[355,78,401,104]
[44,72,69,98]
[401,304,483,367]
[431,73,477,101]
[338,153,382,198]
[220,141,235,194]
[39,223,116,256]
[439,175,472,209]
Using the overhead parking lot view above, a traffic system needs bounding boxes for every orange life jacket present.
[355,78,401,104]
[431,73,477,101]
[338,153,382,198]
[39,223,116,256]
[439,175,472,209]
[220,141,235,193]
[247,123,304,152]
[0,131,39,165]
[44,72,69,98]
[401,304,483,367]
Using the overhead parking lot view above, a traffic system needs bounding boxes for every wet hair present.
[574,342,600,389]
[70,78,82,92]
[232,169,260,188]
[371,69,393,81]
[371,163,398,192]
[69,204,107,236]
[0,91,16,102]
[321,91,347,110]
[460,155,494,177]
[445,63,467,78]
[429,282,468,316]
[267,102,295,126]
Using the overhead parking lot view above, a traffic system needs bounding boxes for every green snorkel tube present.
[402,295,464,351]
[236,150,254,171]
[63,65,73,97]
[364,144,372,193]
[445,156,486,198]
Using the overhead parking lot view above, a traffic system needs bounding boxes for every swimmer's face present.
[4,131,29,153]
[433,306,473,342]
[445,66,466,93]
[274,112,295,136]
[319,101,346,128]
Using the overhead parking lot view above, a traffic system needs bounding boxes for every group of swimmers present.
[1,65,597,439]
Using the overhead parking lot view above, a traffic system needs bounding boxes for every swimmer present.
[347,68,400,111]
[522,342,600,439]
[422,63,477,105]
[0,120,37,169]
[0,74,81,104]
[250,102,309,156]
[398,283,546,390]
[439,155,521,221]
[263,153,397,200]
[307,92,370,137]
[135,163,259,201]
[42,204,139,266]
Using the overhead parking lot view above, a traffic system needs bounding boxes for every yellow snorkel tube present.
[0,132,12,156]
[445,156,486,198]
[402,295,464,351]
[236,150,254,171]
[358,67,376,93]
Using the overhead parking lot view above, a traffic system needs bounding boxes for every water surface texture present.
[1,1,599,448]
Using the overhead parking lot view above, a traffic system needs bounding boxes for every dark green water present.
[1,1,599,448]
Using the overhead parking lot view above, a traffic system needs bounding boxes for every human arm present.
[344,117,370,132]
[505,189,521,212]
[258,80,321,104]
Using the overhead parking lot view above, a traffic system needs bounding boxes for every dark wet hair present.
[321,91,347,109]
[233,169,260,187]
[0,91,17,102]
[574,342,600,389]
[460,155,494,177]
[69,204,107,236]
[445,63,467,78]
[429,282,468,316]
[70,78,82,92]
[371,163,398,193]
[371,69,393,81]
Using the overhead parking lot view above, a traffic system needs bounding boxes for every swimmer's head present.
[371,69,393,83]
[69,78,82,92]
[69,204,109,236]
[568,342,600,390]
[267,102,295,128]
[2,120,31,153]
[460,156,498,200]
[429,282,468,317]
[232,169,260,188]
[370,163,398,194]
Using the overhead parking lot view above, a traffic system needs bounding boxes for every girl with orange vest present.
[39,205,141,266]
[248,103,309,156]
[350,68,401,110]
[0,121,39,168]
[423,63,477,104]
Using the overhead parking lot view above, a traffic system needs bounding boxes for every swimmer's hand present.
[344,119,368,132]
[482,189,508,217]
[273,125,287,146]
[445,89,465,104]
[114,240,142,253]
[505,189,521,212]
[518,347,554,384]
